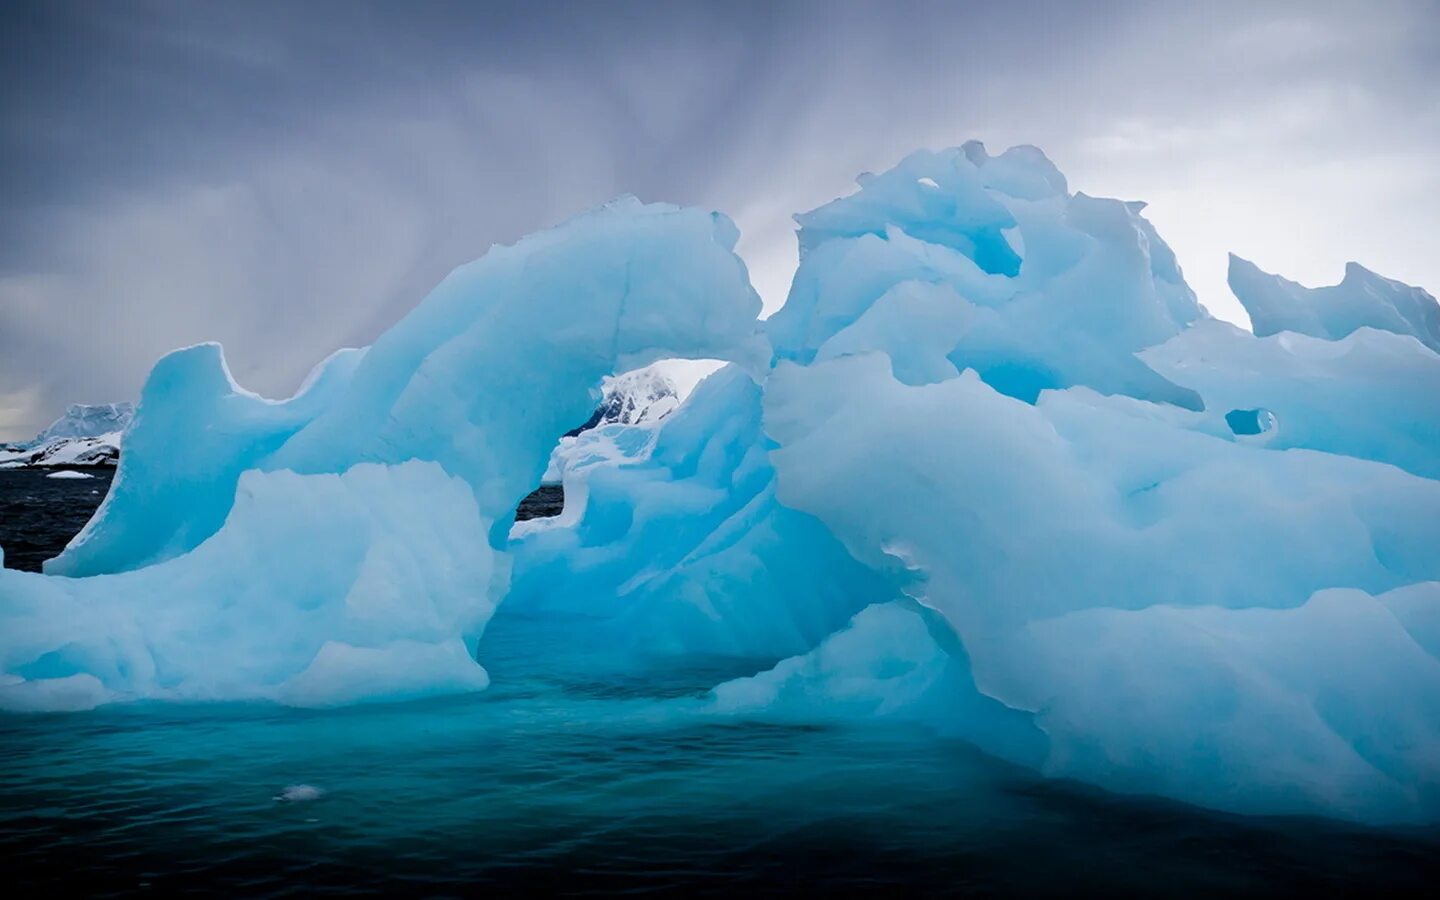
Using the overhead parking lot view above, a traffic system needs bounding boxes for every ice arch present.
[3,141,1439,828]
[2,197,764,708]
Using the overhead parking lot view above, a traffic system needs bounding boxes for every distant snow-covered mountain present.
[534,365,687,488]
[564,366,681,436]
[0,403,133,468]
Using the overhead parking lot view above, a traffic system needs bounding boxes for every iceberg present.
[2,143,1438,826]
[731,145,1440,824]
[44,198,762,579]
[3,197,763,706]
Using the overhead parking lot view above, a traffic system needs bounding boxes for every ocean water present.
[2,474,1438,894]
[0,468,114,572]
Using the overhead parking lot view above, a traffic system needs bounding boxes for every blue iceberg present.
[2,143,1437,826]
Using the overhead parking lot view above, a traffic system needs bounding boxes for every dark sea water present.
[0,468,114,572]
[2,472,1438,896]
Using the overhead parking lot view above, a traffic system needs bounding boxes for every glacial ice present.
[2,143,1438,825]
[3,462,498,709]
[730,147,1440,823]
[507,365,889,662]
[45,344,368,576]
[3,197,762,706]
[1142,318,1440,478]
[768,144,1207,409]
[1229,254,1440,351]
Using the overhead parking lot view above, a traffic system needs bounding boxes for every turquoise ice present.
[2,144,1437,826]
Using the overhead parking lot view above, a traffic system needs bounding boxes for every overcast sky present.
[2,0,1436,439]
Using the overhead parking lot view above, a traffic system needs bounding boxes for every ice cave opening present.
[1224,407,1277,436]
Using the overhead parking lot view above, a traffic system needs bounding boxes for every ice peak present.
[1229,254,1439,351]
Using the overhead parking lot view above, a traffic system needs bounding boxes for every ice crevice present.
[2,143,1438,826]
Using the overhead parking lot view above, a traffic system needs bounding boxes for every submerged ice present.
[2,143,1438,826]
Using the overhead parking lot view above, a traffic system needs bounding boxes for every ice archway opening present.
[2,196,768,711]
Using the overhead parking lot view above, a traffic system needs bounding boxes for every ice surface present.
[2,143,1438,825]
[44,344,368,576]
[507,365,888,661]
[754,353,1439,822]
[44,471,94,480]
[1230,254,1440,351]
[767,143,1206,408]
[3,462,501,709]
[1143,319,1440,478]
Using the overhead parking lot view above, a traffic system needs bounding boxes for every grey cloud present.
[2,0,1436,438]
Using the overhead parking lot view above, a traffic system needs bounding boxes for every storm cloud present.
[2,0,1436,438]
